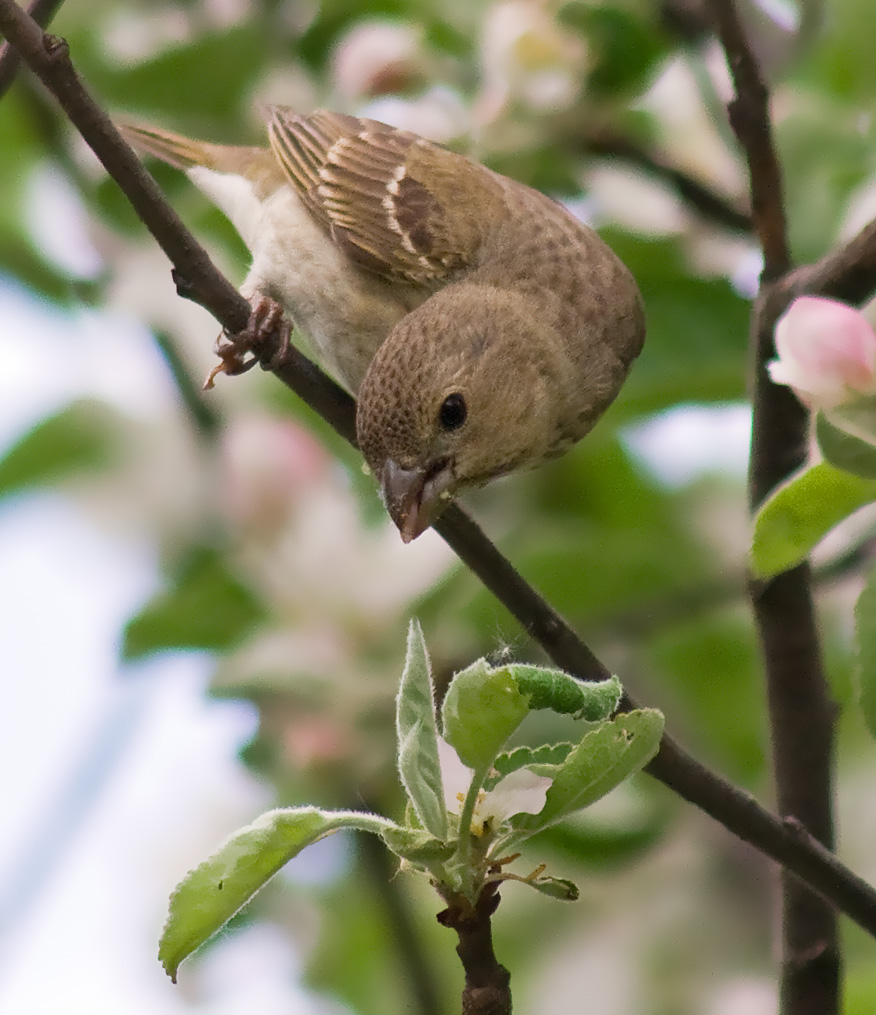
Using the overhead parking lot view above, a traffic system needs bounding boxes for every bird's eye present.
[438,393,467,431]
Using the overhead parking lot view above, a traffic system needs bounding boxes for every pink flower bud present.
[768,296,876,410]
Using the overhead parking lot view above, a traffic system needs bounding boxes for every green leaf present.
[515,873,579,902]
[817,412,876,479]
[122,547,266,658]
[601,232,750,415]
[855,563,876,742]
[159,807,395,981]
[294,0,408,72]
[0,400,121,496]
[511,710,664,835]
[751,462,876,578]
[379,826,455,866]
[560,4,668,98]
[488,743,575,788]
[395,620,447,839]
[506,666,621,720]
[534,808,666,869]
[777,99,873,263]
[650,614,764,785]
[78,26,265,130]
[441,659,530,769]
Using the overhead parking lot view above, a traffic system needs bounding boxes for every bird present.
[120,108,646,542]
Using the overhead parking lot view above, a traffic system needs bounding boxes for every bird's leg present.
[203,295,293,390]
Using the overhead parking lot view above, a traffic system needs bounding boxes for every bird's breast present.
[192,167,429,391]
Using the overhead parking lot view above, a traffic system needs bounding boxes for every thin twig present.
[0,0,64,99]
[580,127,753,234]
[595,535,876,640]
[0,11,250,333]
[706,0,790,280]
[438,885,511,1015]
[4,0,876,944]
[705,1,840,1012]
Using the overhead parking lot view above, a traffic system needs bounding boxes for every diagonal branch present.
[4,0,876,947]
[438,884,511,1015]
[705,2,840,1013]
[786,217,876,306]
[579,127,753,234]
[0,0,64,100]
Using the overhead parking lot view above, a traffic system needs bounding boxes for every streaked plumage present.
[120,108,645,540]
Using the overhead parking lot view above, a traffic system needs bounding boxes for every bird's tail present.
[117,120,263,174]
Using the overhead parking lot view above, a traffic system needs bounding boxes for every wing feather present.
[264,106,478,284]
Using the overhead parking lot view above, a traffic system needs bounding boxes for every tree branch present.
[706,0,790,279]
[438,886,511,1015]
[4,0,876,948]
[579,127,753,234]
[786,217,876,306]
[0,0,62,99]
[595,534,876,640]
[705,2,840,1012]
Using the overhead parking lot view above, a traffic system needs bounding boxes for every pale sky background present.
[0,277,355,1015]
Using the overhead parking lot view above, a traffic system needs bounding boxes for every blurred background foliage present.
[2,0,876,1012]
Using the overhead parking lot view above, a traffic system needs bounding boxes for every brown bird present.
[120,108,645,541]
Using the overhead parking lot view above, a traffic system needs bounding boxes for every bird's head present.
[355,285,569,542]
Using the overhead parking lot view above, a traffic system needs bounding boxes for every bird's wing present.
[265,107,491,285]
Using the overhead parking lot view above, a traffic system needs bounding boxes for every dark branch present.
[0,0,64,100]
[787,217,876,306]
[705,2,840,1012]
[705,0,790,279]
[438,886,511,1015]
[580,127,753,234]
[0,10,250,334]
[440,502,876,945]
[4,0,876,945]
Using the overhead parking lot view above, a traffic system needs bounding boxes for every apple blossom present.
[437,736,551,835]
[476,0,586,124]
[331,20,424,100]
[768,296,876,410]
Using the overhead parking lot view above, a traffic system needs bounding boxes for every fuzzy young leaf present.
[816,412,876,479]
[751,461,876,578]
[441,659,530,769]
[855,563,876,742]
[396,620,447,838]
[516,874,580,902]
[485,743,575,790]
[159,807,395,981]
[506,666,621,720]
[380,825,455,866]
[511,710,664,836]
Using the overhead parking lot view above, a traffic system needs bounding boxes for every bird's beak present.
[381,458,455,543]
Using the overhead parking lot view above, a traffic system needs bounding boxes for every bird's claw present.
[203,295,292,390]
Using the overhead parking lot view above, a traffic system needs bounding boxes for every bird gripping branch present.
[121,108,645,541]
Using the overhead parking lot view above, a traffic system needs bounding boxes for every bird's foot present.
[203,295,292,390]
